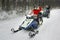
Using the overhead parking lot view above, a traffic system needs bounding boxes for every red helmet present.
[39,6,42,11]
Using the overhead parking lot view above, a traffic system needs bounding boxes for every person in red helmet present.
[29,6,43,24]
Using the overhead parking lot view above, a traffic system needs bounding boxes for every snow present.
[0,9,60,40]
[0,10,25,20]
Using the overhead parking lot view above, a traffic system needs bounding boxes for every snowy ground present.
[0,9,60,40]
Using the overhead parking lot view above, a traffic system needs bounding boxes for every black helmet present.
[45,5,50,9]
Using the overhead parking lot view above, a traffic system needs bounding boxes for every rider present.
[29,6,42,24]
[43,5,50,18]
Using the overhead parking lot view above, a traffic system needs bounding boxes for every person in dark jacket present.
[43,5,50,18]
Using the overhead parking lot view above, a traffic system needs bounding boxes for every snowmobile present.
[42,9,50,18]
[11,14,43,38]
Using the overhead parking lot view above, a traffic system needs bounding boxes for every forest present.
[0,0,60,11]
